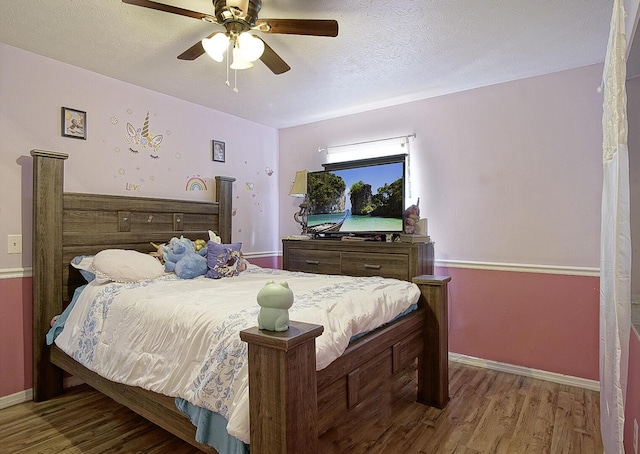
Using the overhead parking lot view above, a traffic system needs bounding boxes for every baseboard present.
[0,376,85,410]
[1,355,599,410]
[449,352,600,391]
[64,375,84,388]
[0,388,33,410]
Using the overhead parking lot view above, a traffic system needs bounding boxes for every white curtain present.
[600,0,631,452]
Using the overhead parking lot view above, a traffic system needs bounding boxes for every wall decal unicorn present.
[126,111,163,158]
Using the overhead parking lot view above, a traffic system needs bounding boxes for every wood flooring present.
[0,362,603,453]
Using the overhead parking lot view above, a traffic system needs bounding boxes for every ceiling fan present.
[122,0,339,75]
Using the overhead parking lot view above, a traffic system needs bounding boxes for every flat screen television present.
[306,155,406,236]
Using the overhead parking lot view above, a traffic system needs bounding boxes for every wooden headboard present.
[31,149,235,400]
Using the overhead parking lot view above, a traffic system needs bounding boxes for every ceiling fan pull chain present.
[225,43,231,87]
[233,69,239,93]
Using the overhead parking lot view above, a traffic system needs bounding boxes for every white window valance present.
[318,133,416,201]
[318,134,415,164]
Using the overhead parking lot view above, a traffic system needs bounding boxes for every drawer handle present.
[305,260,320,265]
[363,264,381,270]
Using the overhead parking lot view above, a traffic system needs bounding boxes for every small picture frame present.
[212,140,225,162]
[61,107,86,139]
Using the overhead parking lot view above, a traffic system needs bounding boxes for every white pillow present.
[91,249,164,283]
[70,255,96,282]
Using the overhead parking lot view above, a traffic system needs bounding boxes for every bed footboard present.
[413,275,450,408]
[240,322,324,454]
[240,275,450,454]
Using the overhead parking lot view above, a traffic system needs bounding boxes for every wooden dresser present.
[282,238,434,281]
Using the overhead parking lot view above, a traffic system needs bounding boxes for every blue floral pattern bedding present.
[54,264,420,446]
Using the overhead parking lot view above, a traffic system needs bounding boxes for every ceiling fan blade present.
[255,19,338,37]
[258,38,291,74]
[178,32,217,60]
[122,0,216,22]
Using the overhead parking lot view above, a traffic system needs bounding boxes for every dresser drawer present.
[341,252,409,280]
[286,248,342,275]
[282,239,433,281]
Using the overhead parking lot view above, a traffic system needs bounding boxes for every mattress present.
[54,263,421,445]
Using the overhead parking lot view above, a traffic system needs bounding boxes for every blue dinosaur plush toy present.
[163,236,208,279]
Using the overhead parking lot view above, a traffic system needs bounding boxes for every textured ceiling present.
[0,0,613,129]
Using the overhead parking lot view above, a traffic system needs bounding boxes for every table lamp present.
[289,170,308,234]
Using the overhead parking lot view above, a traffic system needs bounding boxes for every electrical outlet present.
[7,234,22,254]
[634,418,638,454]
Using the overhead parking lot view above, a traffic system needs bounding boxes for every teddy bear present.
[403,198,421,234]
[163,236,208,279]
[257,280,294,332]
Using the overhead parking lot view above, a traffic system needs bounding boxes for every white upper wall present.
[0,41,607,270]
[0,43,281,269]
[279,65,604,268]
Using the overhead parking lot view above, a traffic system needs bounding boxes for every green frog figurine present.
[257,280,294,332]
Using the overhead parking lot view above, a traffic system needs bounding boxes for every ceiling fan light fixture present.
[226,0,250,15]
[124,0,338,76]
[202,33,230,62]
[230,47,254,70]
[237,32,264,62]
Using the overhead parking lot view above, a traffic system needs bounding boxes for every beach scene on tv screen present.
[307,162,404,233]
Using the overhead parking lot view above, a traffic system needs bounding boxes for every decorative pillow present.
[91,249,165,283]
[205,241,243,279]
[70,255,96,283]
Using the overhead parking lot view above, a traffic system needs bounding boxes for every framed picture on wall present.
[212,140,225,162]
[61,107,86,140]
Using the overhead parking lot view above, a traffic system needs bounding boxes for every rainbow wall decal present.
[185,177,207,191]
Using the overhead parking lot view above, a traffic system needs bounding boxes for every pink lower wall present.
[1,260,287,399]
[247,256,282,269]
[436,266,599,380]
[1,259,598,399]
[625,331,640,453]
[0,277,32,397]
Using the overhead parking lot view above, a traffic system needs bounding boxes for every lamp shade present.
[289,170,308,197]
[230,47,254,70]
[237,32,265,62]
[202,33,230,62]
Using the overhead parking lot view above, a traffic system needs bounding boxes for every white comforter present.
[55,264,420,443]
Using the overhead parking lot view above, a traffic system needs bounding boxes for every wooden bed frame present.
[31,149,450,454]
